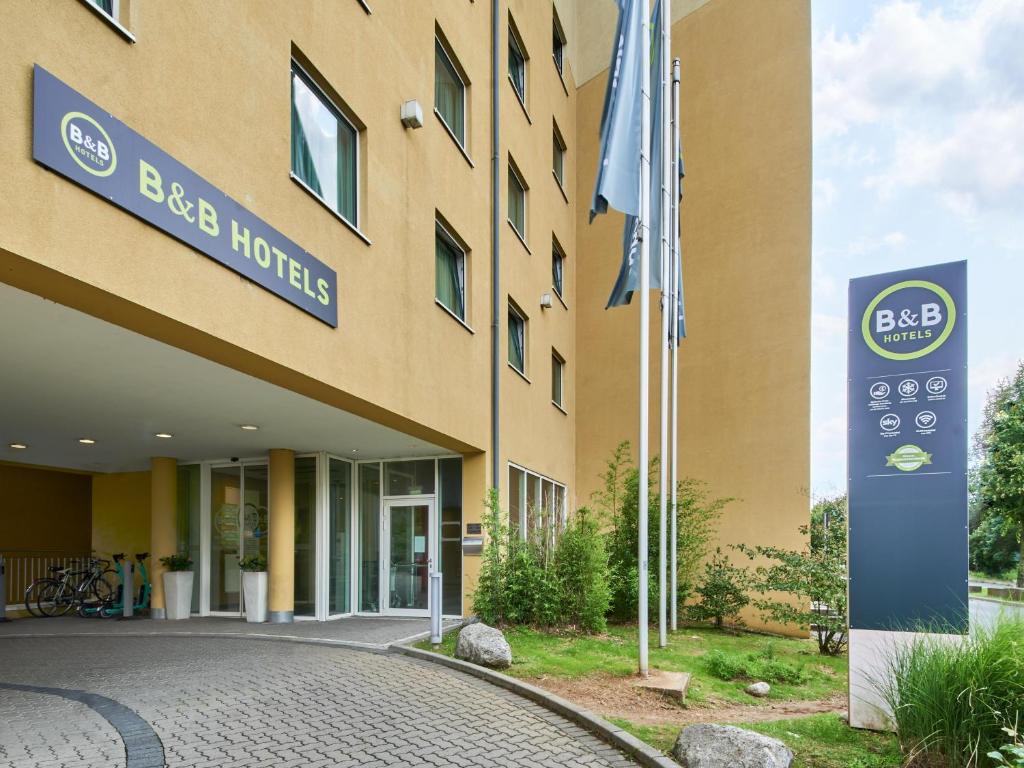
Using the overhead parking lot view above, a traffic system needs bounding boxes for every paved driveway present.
[0,636,636,768]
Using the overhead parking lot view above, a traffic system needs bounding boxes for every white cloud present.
[814,178,838,210]
[812,312,847,351]
[815,0,1024,218]
[818,231,909,261]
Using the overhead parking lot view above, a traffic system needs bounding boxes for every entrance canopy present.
[0,283,449,471]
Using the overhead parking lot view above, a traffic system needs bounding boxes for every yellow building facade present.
[0,0,809,626]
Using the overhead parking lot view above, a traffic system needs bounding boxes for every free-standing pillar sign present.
[847,260,968,729]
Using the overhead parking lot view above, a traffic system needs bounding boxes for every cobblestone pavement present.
[0,636,637,768]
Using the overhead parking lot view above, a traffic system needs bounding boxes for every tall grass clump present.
[877,616,1024,767]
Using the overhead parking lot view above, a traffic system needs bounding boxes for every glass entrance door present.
[382,499,434,616]
[209,463,268,615]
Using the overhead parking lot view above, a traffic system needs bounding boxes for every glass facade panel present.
[176,464,201,610]
[439,458,463,615]
[387,503,429,610]
[435,40,465,145]
[384,460,435,496]
[329,458,352,614]
[210,466,241,613]
[435,228,466,320]
[294,457,317,617]
[526,472,539,533]
[358,463,381,612]
[509,465,525,534]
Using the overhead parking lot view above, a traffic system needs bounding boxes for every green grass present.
[419,624,846,706]
[973,586,1024,605]
[609,714,902,768]
[970,569,1017,586]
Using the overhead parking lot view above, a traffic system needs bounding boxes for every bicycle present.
[37,558,116,617]
[81,553,151,618]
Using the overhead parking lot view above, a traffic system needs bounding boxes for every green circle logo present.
[861,280,956,361]
[886,444,933,472]
[60,111,117,177]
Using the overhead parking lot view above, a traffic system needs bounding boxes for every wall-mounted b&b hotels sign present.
[32,65,338,327]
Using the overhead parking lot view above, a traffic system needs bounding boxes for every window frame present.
[551,350,565,411]
[507,160,528,245]
[552,10,566,76]
[552,121,567,190]
[507,462,567,540]
[434,35,468,150]
[507,300,528,377]
[290,59,362,233]
[434,218,471,330]
[551,237,566,305]
[80,0,135,42]
[507,17,528,108]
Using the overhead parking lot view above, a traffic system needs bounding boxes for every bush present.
[595,441,729,623]
[687,548,750,629]
[970,512,1020,577]
[704,645,808,685]
[876,616,1024,767]
[555,510,611,633]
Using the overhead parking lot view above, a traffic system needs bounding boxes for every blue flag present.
[605,0,665,308]
[589,0,644,220]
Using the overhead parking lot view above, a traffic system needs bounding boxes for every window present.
[434,38,466,147]
[552,12,566,76]
[435,222,466,321]
[508,20,527,105]
[508,301,526,375]
[551,351,564,409]
[552,123,566,187]
[508,161,527,240]
[508,463,567,539]
[291,63,359,226]
[91,0,115,15]
[551,240,565,298]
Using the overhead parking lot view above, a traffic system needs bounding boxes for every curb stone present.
[392,644,681,768]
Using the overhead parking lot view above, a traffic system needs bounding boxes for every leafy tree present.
[974,361,1024,587]
[686,548,750,628]
[555,510,611,632]
[737,494,848,655]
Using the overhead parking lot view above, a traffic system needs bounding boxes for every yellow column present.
[149,457,178,619]
[462,452,487,616]
[268,449,295,623]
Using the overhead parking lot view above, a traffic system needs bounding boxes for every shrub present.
[970,512,1020,577]
[555,510,611,632]
[704,645,808,685]
[473,488,505,625]
[686,548,750,629]
[876,616,1024,767]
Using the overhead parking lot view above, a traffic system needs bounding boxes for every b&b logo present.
[861,280,956,361]
[60,111,117,177]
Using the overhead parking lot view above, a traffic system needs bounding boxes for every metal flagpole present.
[637,0,652,679]
[657,0,672,650]
[670,57,681,632]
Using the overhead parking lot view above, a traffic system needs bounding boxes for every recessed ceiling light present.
[240,424,259,431]
[78,438,96,445]
[155,433,174,439]
[351,448,359,453]
[9,443,27,450]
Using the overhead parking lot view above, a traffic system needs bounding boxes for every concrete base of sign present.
[633,670,691,702]
[849,628,964,731]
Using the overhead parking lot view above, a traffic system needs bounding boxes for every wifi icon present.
[915,411,937,429]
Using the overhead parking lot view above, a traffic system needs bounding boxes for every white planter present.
[163,571,194,620]
[242,571,268,623]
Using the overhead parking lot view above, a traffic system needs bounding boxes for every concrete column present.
[149,457,178,620]
[268,449,295,623]
[461,452,487,616]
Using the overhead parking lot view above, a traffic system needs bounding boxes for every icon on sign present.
[869,382,890,400]
[899,379,919,398]
[926,376,948,395]
[879,414,901,432]
[916,411,937,429]
[886,444,933,472]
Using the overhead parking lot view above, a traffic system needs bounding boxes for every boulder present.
[745,681,771,698]
[673,724,793,768]
[455,623,512,669]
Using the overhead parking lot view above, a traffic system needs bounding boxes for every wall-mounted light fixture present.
[400,100,424,129]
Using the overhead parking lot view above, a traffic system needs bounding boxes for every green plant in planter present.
[238,555,267,572]
[159,553,193,571]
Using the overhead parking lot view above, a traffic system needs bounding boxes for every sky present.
[810,0,1024,494]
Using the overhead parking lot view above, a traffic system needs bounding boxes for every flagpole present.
[637,0,652,679]
[657,0,672,650]
[670,57,681,632]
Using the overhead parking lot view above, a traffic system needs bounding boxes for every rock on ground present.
[745,682,771,698]
[455,623,513,669]
[672,724,793,768]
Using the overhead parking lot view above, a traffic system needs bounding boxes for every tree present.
[975,361,1024,587]
[686,548,750,629]
[737,494,849,655]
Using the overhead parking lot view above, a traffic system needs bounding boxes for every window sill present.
[508,362,531,384]
[554,290,568,310]
[79,0,136,42]
[552,401,567,415]
[434,110,475,169]
[435,299,475,334]
[554,59,569,97]
[507,220,531,255]
[290,173,372,246]
[552,171,569,204]
[508,75,532,124]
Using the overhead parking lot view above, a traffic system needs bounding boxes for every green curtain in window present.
[337,122,357,223]
[508,171,524,234]
[291,78,323,198]
[509,40,525,100]
[508,313,524,371]
[436,234,465,319]
[435,43,465,145]
[552,252,563,296]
